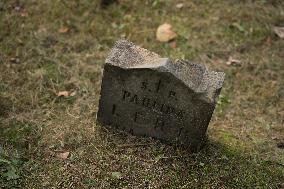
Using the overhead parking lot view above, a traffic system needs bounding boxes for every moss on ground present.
[0,0,284,188]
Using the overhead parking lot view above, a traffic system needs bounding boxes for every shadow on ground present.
[0,120,283,188]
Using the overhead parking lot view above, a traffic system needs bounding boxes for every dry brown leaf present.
[226,56,242,66]
[156,23,177,42]
[273,26,284,39]
[57,91,69,97]
[20,9,28,17]
[57,152,70,160]
[58,26,69,33]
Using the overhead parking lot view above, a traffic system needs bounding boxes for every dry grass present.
[0,0,284,188]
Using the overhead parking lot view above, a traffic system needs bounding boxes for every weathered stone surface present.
[97,40,225,150]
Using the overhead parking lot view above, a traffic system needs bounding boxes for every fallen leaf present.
[20,9,28,17]
[111,172,122,179]
[58,26,69,33]
[156,23,177,42]
[57,91,69,97]
[69,91,77,97]
[273,26,284,39]
[57,152,70,160]
[176,3,184,9]
[226,56,242,66]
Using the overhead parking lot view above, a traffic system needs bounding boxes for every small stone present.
[97,40,225,151]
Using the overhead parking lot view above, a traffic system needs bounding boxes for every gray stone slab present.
[97,40,225,151]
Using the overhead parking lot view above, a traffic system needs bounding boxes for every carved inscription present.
[110,79,185,130]
[122,90,184,119]
[155,117,165,130]
[141,79,162,93]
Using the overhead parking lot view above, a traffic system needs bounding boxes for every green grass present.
[0,0,284,188]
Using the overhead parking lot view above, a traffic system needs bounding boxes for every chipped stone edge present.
[105,39,225,104]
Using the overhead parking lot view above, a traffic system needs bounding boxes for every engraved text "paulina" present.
[122,90,184,119]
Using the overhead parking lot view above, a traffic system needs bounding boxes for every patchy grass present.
[0,0,284,188]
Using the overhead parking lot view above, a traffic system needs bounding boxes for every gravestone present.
[97,40,225,150]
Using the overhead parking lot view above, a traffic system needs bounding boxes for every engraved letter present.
[155,80,161,93]
[134,112,143,123]
[134,112,139,122]
[141,80,148,90]
[166,105,175,114]
[142,97,151,108]
[155,117,165,130]
[130,94,138,104]
[112,104,116,115]
[152,100,157,109]
[122,90,131,100]
[168,91,176,99]
[160,103,166,113]
[177,110,185,119]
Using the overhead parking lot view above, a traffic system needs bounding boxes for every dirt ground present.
[0,0,283,188]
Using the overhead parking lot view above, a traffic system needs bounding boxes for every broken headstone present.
[97,40,225,151]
